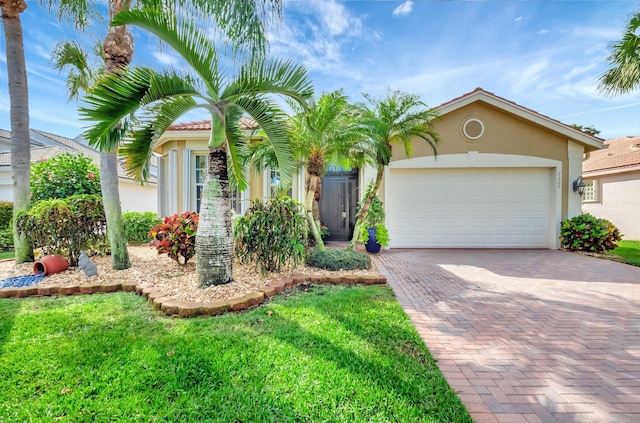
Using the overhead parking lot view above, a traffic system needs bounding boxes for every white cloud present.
[308,0,363,37]
[514,16,523,23]
[393,1,414,18]
[152,51,180,67]
[537,29,549,35]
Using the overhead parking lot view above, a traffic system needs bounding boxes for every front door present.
[319,168,358,241]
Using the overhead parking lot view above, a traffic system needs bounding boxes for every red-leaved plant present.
[149,211,199,265]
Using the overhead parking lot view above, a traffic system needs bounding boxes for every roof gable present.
[438,88,603,151]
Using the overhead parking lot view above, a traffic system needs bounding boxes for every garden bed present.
[0,246,382,305]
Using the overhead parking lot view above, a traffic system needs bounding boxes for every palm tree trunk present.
[99,0,133,270]
[349,164,384,250]
[196,147,234,286]
[305,172,325,251]
[100,151,129,269]
[1,1,33,263]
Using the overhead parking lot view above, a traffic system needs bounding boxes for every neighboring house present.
[582,136,640,240]
[156,88,602,249]
[0,128,157,213]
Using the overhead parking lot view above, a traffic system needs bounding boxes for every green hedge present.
[306,248,371,271]
[123,211,162,244]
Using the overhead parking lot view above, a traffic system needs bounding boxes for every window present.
[193,153,246,214]
[582,180,597,202]
[194,155,207,212]
[264,168,292,198]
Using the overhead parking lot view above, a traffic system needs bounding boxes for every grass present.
[0,285,471,422]
[0,251,14,260]
[609,240,640,267]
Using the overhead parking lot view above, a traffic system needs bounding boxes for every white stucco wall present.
[582,171,640,240]
[119,180,158,213]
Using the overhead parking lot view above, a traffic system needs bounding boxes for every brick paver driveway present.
[373,249,640,423]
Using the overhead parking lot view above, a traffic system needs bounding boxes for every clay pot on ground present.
[34,255,69,276]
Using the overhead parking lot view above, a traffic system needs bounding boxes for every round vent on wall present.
[462,118,484,141]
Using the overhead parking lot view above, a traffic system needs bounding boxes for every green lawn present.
[610,240,640,267]
[0,251,14,260]
[0,285,471,422]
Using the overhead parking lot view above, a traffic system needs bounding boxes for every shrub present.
[560,213,622,253]
[0,201,12,229]
[123,211,162,244]
[234,197,307,273]
[149,211,198,265]
[0,229,13,252]
[31,152,101,203]
[306,247,371,271]
[15,194,107,266]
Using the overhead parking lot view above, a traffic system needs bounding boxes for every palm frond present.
[224,58,313,106]
[224,107,251,192]
[598,11,640,95]
[111,8,221,93]
[120,95,199,182]
[234,95,296,188]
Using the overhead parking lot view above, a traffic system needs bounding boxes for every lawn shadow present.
[0,298,22,354]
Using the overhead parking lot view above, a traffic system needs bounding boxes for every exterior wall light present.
[573,176,586,197]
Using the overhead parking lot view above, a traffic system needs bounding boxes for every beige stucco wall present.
[390,102,574,219]
[583,171,640,240]
[155,135,271,213]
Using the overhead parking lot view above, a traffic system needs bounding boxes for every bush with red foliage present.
[149,211,199,265]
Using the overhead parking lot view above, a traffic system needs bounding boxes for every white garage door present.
[387,167,553,248]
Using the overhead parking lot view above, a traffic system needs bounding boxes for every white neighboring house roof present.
[0,128,157,184]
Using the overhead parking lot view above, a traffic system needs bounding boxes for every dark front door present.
[319,169,358,241]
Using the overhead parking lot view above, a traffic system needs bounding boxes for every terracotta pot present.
[34,255,69,276]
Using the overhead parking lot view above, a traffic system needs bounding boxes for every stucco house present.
[582,136,640,240]
[0,128,157,213]
[155,88,603,249]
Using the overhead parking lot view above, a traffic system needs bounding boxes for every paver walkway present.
[373,249,640,423]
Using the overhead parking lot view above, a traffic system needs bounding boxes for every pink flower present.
[88,172,95,179]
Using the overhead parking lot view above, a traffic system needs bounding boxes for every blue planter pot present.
[365,227,382,253]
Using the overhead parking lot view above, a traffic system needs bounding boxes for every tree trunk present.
[196,147,234,286]
[349,164,385,250]
[99,0,133,270]
[1,1,33,263]
[101,152,129,269]
[305,172,325,251]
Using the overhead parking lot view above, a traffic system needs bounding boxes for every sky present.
[1,0,639,141]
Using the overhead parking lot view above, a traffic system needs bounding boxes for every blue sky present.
[1,0,638,140]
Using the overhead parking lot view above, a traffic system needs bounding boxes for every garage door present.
[387,167,553,248]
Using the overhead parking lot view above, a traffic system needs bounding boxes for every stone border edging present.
[0,274,387,317]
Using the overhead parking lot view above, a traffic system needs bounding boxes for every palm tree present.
[349,89,440,249]
[253,90,363,250]
[0,3,30,259]
[1,0,33,263]
[598,10,640,95]
[81,7,313,287]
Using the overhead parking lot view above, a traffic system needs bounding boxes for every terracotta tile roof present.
[167,117,259,131]
[583,136,640,174]
[438,87,604,141]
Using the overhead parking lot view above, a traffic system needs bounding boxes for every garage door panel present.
[388,168,553,248]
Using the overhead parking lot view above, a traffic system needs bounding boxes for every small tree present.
[31,153,101,202]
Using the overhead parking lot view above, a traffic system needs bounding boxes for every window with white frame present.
[264,168,292,199]
[582,179,597,202]
[193,153,245,214]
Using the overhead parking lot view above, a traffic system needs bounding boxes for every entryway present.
[319,167,358,241]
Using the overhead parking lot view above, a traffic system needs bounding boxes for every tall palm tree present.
[1,0,33,263]
[349,89,440,249]
[81,7,313,287]
[598,10,640,95]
